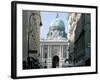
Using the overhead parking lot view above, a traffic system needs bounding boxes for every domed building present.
[47,14,67,40]
[40,14,69,68]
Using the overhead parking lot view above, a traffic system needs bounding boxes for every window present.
[45,52,47,58]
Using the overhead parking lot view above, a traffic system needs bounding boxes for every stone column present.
[41,45,44,59]
[48,45,50,58]
[47,45,52,68]
[61,45,64,58]
[49,45,51,58]
[59,46,62,58]
[40,45,41,58]
[60,45,65,67]
[59,45,62,67]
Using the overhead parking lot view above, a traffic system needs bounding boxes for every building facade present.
[23,10,42,69]
[40,15,69,68]
[40,40,68,68]
[68,13,91,66]
[67,13,81,64]
[74,13,91,66]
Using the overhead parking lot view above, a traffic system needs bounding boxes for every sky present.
[40,11,68,39]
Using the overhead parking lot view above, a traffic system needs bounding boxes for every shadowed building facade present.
[23,10,42,69]
[68,13,91,66]
[74,13,91,66]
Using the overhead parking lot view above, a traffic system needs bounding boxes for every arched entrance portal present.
[52,56,59,68]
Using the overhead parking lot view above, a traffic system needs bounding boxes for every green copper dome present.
[47,14,67,40]
[49,14,65,31]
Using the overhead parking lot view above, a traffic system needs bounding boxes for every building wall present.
[67,13,81,64]
[74,13,91,66]
[68,13,91,66]
[23,10,41,62]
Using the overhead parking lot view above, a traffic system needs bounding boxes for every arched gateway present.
[52,55,59,68]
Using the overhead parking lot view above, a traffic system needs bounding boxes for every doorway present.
[52,55,59,68]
